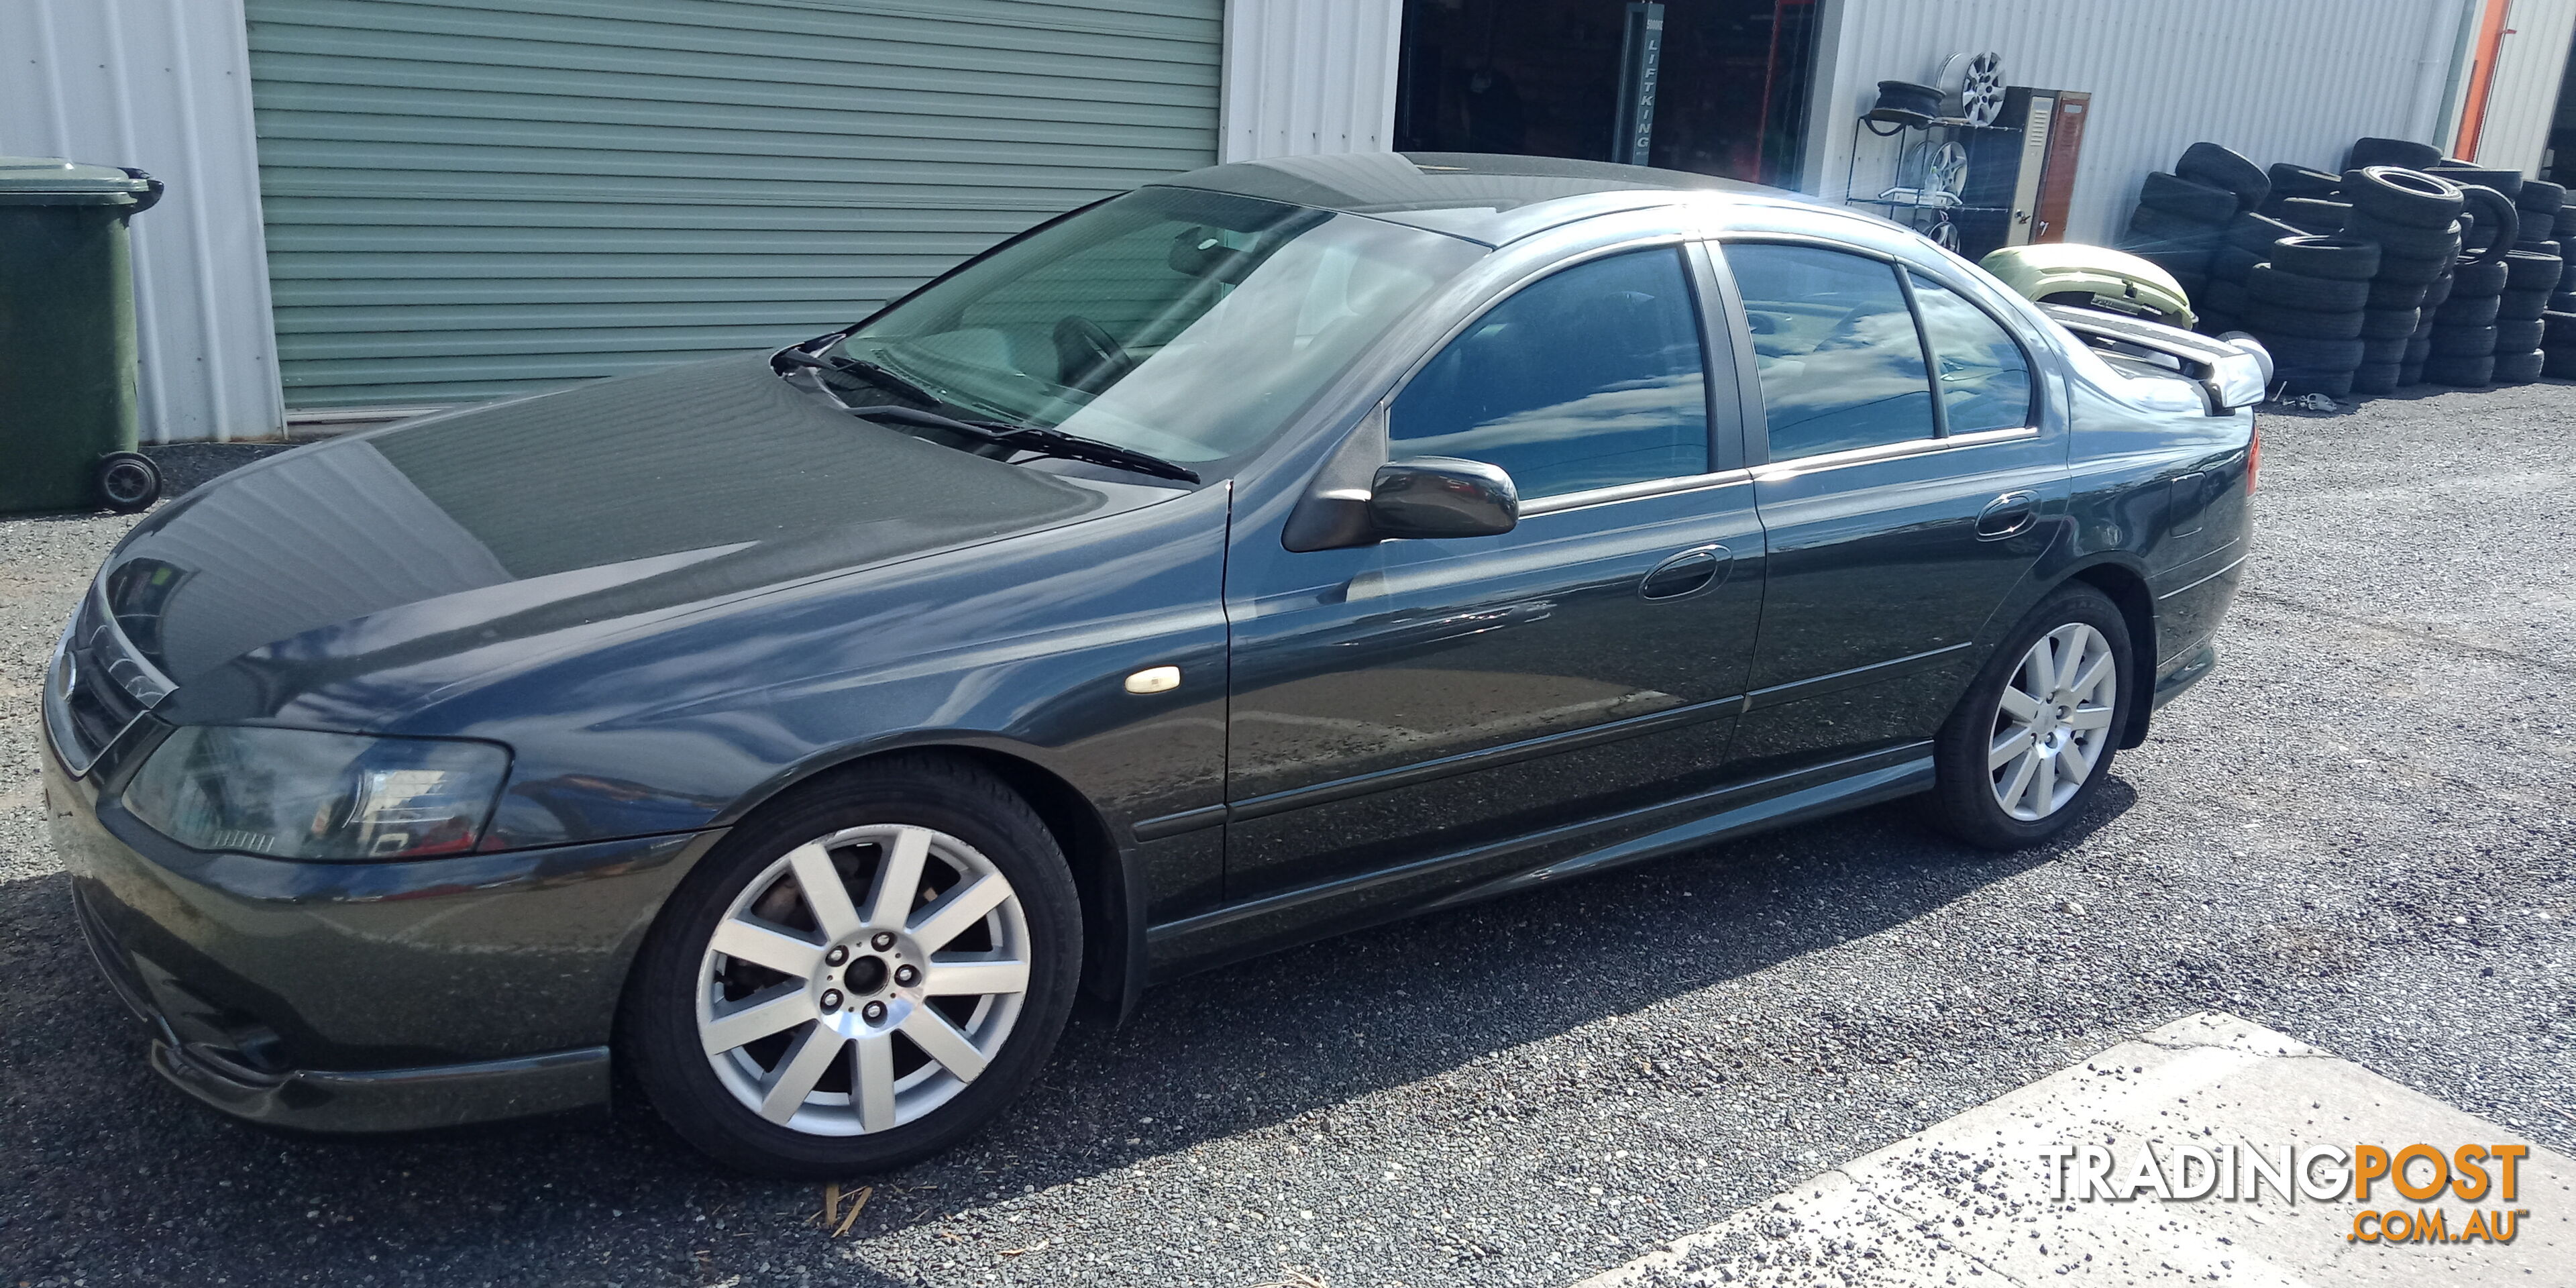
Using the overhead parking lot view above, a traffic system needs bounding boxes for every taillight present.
[2246,423,2260,494]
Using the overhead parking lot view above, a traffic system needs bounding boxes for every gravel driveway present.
[3,388,2570,1288]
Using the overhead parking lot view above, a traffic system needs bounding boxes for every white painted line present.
[1579,1012,2573,1286]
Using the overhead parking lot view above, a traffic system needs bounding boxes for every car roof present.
[1151,151,1819,247]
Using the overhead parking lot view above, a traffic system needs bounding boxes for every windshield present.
[834,187,1483,468]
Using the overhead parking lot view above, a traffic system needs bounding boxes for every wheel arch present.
[2061,558,2157,749]
[678,737,1144,1026]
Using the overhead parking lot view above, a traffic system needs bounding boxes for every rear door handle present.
[1976,490,2039,541]
[1640,544,1731,600]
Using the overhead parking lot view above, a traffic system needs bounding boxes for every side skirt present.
[1142,745,1933,982]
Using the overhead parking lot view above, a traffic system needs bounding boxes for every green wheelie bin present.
[0,156,166,513]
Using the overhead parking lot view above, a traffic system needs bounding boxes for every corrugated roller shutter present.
[244,0,1222,409]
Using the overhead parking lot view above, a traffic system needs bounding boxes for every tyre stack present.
[2542,180,2576,379]
[2549,184,2576,314]
[2546,307,2576,380]
[2496,180,2569,384]
[2238,234,2379,397]
[2202,212,2305,337]
[2338,167,2467,392]
[2419,180,2521,388]
[2121,144,2269,311]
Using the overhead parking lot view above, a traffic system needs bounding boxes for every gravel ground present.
[2,387,2571,1288]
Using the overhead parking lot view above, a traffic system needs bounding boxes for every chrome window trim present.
[1752,424,2041,482]
[1517,467,1754,517]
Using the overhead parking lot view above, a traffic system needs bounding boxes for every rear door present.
[1715,239,2070,777]
[1221,242,1765,906]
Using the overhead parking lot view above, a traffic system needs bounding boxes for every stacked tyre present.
[2543,182,2576,376]
[2121,144,2269,307]
[2500,180,2571,384]
[2200,211,2303,335]
[2238,235,2379,396]
[2338,167,2467,392]
[2421,182,2520,388]
[2545,309,2576,380]
[2548,182,2576,315]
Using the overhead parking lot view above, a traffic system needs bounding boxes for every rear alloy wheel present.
[1929,586,2133,849]
[625,757,1079,1177]
[1984,624,2121,822]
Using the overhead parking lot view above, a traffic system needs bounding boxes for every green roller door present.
[245,0,1222,409]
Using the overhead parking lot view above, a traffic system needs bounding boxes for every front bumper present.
[43,726,722,1133]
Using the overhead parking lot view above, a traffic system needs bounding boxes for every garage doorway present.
[1393,0,1820,186]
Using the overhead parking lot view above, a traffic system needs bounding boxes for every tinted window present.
[1389,249,1708,499]
[1909,271,2035,435]
[1725,244,1935,459]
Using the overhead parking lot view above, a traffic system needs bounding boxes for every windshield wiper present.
[852,404,1199,484]
[773,347,942,407]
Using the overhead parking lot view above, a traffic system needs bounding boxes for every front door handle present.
[1640,544,1731,600]
[1976,490,2039,541]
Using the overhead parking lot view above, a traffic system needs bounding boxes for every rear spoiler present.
[2042,304,2271,413]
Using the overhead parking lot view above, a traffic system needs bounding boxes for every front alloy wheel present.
[627,756,1080,1177]
[698,824,1030,1134]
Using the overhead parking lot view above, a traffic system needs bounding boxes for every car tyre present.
[2256,334,2367,370]
[2347,136,2444,171]
[2176,143,2269,210]
[2267,163,2342,199]
[2243,301,2365,339]
[2267,235,2381,282]
[1927,585,2135,851]
[2273,197,2350,233]
[622,754,1083,1179]
[2245,264,2371,310]
[2140,171,2241,223]
[2498,288,2552,321]
[2422,353,2496,386]
[2351,362,2402,395]
[2359,308,2421,341]
[2434,293,2502,326]
[2493,347,2546,384]
[2226,213,2304,254]
[2453,186,2520,264]
[2340,167,2466,229]
[2343,213,2466,264]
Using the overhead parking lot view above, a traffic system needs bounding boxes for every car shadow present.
[0,779,2134,1284]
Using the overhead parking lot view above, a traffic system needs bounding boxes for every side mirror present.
[1368,457,1519,539]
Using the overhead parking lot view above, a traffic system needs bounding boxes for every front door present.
[1715,240,2069,777]
[1222,245,1765,906]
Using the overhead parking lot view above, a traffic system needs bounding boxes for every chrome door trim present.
[1517,468,1754,517]
[1751,425,2041,482]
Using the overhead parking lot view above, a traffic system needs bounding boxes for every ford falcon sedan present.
[42,153,2264,1177]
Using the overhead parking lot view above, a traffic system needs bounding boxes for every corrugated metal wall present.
[1,0,285,443]
[245,0,1224,410]
[2468,0,2576,174]
[1220,0,1404,162]
[1808,0,2472,246]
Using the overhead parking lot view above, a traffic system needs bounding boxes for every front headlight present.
[123,726,509,860]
